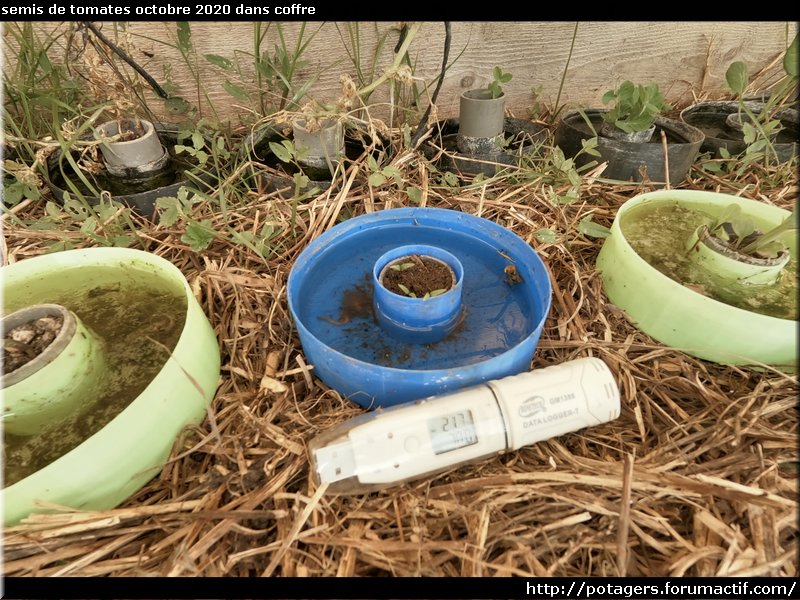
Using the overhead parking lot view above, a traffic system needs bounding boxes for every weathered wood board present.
[9,21,798,124]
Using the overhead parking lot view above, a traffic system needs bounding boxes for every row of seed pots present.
[43,95,798,222]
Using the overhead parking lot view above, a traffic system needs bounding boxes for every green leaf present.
[46,240,74,252]
[176,22,192,52]
[714,204,742,229]
[31,220,57,231]
[534,228,557,244]
[3,183,23,205]
[397,283,412,296]
[617,114,653,133]
[557,156,575,173]
[193,150,209,165]
[191,131,205,150]
[784,34,798,77]
[223,80,250,101]
[443,172,459,188]
[95,201,119,222]
[79,216,98,234]
[383,166,403,181]
[164,96,191,115]
[368,172,386,187]
[555,189,579,205]
[601,90,617,105]
[578,215,612,239]
[730,216,757,241]
[755,240,785,258]
[269,141,293,163]
[742,122,758,145]
[63,197,88,220]
[45,201,63,218]
[725,61,749,96]
[602,80,666,131]
[176,186,193,204]
[567,170,581,187]
[390,262,415,271]
[580,137,601,157]
[181,220,216,252]
[37,52,53,75]
[156,196,182,227]
[204,53,233,70]
[428,288,448,297]
[407,187,423,204]
[367,154,379,172]
[110,234,136,248]
[293,172,311,190]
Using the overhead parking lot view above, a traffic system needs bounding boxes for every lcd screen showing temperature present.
[428,409,478,455]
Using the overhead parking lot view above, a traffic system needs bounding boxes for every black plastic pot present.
[45,124,213,219]
[554,109,705,184]
[240,121,389,197]
[420,118,548,177]
[680,101,799,162]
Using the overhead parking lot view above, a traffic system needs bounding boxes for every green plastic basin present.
[2,248,220,525]
[596,190,796,370]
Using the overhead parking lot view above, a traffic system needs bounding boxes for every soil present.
[3,315,64,373]
[318,281,374,325]
[116,130,140,142]
[381,255,455,297]
[711,225,783,261]
[116,120,146,142]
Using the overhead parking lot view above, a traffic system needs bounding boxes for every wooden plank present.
[11,22,798,123]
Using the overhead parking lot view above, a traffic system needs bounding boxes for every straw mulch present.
[2,125,797,577]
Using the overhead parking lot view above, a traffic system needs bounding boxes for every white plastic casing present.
[309,357,620,494]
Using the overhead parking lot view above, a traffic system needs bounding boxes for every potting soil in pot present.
[381,255,454,297]
[4,315,64,373]
[2,267,187,486]
[687,113,799,145]
[621,202,797,320]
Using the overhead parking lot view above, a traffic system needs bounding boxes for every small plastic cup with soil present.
[2,303,106,437]
[380,254,456,299]
[372,245,465,344]
[3,311,65,374]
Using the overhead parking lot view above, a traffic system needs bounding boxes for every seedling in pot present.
[702,203,797,260]
[724,33,798,166]
[396,284,448,299]
[600,81,670,142]
[390,262,416,271]
[381,254,455,299]
[488,66,513,99]
[457,66,514,157]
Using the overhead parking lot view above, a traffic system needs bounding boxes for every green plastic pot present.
[2,304,105,436]
[2,248,220,525]
[596,190,796,370]
[686,225,790,286]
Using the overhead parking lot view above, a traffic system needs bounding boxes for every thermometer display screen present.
[428,410,478,455]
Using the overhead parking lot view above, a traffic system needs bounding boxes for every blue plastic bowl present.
[287,208,552,407]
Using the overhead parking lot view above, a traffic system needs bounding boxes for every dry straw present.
[2,113,797,577]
